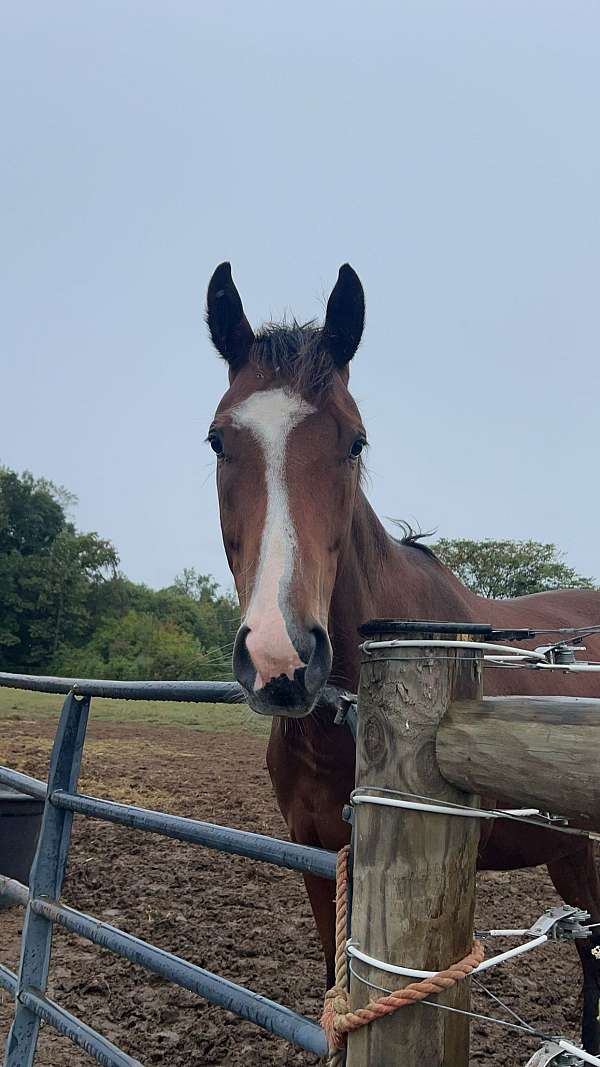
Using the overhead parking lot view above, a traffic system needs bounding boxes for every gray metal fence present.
[0,672,336,1066]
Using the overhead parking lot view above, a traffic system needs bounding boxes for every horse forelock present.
[250,321,336,397]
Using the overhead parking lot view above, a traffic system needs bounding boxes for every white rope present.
[347,934,549,980]
[503,809,542,816]
[352,791,553,825]
[475,937,550,974]
[554,1040,600,1066]
[360,637,600,672]
[350,786,597,840]
[535,663,600,673]
[351,793,494,819]
[478,928,529,937]
[488,659,600,673]
[360,638,547,661]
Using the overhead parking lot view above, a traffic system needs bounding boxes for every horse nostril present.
[232,625,257,692]
[304,624,332,697]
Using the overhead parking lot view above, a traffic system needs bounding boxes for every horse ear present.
[322,264,365,368]
[206,262,255,373]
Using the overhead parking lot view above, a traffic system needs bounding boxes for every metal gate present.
[0,672,334,1066]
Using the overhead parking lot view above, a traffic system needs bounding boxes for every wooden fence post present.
[346,621,485,1067]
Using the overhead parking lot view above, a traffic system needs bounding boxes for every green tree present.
[0,467,118,671]
[34,529,118,659]
[0,467,65,556]
[52,609,234,681]
[173,568,220,602]
[1,466,240,680]
[54,568,239,681]
[431,538,596,599]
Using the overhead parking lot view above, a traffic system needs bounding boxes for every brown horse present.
[206,261,600,1052]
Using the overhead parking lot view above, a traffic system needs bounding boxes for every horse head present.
[206,262,366,716]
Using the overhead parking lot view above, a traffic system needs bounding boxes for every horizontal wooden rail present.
[437,696,600,823]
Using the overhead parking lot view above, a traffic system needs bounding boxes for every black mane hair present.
[393,521,438,559]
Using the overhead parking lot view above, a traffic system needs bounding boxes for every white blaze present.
[232,388,315,689]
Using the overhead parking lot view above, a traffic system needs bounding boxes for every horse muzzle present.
[232,622,332,717]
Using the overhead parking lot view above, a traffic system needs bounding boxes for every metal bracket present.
[525,1041,585,1066]
[327,688,358,739]
[538,812,570,826]
[342,804,354,826]
[528,905,591,941]
[535,640,587,666]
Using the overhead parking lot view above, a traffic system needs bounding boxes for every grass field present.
[0,685,269,735]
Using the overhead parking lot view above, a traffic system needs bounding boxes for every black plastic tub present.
[0,787,44,905]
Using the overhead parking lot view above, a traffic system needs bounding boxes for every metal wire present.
[472,976,536,1031]
[350,786,595,840]
[359,654,600,671]
[349,962,600,1064]
[522,625,600,637]
[348,961,542,1037]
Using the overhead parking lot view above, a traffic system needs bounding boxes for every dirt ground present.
[0,719,590,1065]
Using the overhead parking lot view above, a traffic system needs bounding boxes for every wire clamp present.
[525,1042,585,1066]
[528,906,591,942]
[329,689,358,737]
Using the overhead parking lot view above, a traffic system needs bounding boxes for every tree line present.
[0,467,238,680]
[431,537,596,600]
[0,467,596,681]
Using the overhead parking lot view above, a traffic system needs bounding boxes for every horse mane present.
[250,320,335,396]
[393,521,439,559]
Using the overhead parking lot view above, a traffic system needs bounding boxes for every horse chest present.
[266,726,354,847]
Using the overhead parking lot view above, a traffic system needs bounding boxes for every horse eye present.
[349,437,366,459]
[208,433,224,457]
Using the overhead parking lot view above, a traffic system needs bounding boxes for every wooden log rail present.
[437,696,600,825]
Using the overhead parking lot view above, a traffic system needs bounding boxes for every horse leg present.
[547,842,600,1053]
[302,872,337,987]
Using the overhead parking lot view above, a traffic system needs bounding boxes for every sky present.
[1,2,599,592]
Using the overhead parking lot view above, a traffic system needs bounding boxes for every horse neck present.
[328,490,478,691]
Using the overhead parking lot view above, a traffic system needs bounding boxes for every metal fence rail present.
[0,672,333,1066]
[0,768,337,880]
[0,965,17,996]
[0,671,245,702]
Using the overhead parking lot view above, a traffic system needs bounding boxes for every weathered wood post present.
[346,620,486,1067]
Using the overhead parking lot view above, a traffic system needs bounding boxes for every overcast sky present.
[2,2,599,592]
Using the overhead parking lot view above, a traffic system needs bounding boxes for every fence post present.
[346,621,484,1067]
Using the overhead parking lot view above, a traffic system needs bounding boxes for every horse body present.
[205,262,600,1050]
[267,492,600,1040]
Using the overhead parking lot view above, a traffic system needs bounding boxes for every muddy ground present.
[0,720,590,1065]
